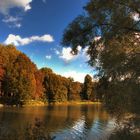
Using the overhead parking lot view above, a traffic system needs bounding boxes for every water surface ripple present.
[0,104,115,140]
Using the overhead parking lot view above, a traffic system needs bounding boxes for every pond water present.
[0,104,115,140]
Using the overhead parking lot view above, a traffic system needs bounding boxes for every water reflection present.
[0,104,115,140]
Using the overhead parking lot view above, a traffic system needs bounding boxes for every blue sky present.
[0,0,95,82]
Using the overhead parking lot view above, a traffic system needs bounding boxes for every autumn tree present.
[34,70,47,100]
[0,45,37,105]
[13,53,37,102]
[68,81,82,101]
[0,44,88,105]
[0,45,20,104]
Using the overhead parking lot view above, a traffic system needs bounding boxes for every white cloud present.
[4,34,54,46]
[46,55,52,60]
[42,0,46,3]
[2,16,19,22]
[81,46,90,60]
[54,48,60,55]
[15,23,21,28]
[77,45,82,51]
[58,45,90,63]
[94,36,101,41]
[55,50,60,55]
[59,47,77,62]
[0,0,32,28]
[131,12,140,21]
[62,70,93,83]
[2,16,22,28]
[0,0,32,15]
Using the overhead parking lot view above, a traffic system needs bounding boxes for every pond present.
[0,104,115,140]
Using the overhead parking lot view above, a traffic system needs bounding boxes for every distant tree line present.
[0,44,97,105]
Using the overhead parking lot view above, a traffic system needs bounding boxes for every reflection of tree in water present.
[0,108,27,139]
[44,105,55,126]
[43,105,81,133]
[78,105,111,140]
[80,105,94,139]
[43,105,99,139]
[0,105,113,140]
[25,118,55,140]
[0,118,54,140]
[65,105,79,126]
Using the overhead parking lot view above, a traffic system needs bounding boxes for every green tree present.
[43,69,68,103]
[62,0,140,115]
[82,74,93,100]
[68,81,82,101]
[62,0,140,137]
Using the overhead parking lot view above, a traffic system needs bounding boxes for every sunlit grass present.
[23,100,101,106]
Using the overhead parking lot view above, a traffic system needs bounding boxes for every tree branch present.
[92,23,140,33]
[114,0,140,15]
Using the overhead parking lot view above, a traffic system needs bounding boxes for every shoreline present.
[0,101,102,107]
[24,100,102,106]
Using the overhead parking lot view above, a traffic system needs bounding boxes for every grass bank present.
[0,100,101,107]
[23,100,101,107]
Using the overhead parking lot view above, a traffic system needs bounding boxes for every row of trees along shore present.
[0,44,98,105]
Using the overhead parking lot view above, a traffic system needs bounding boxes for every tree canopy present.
[62,0,140,115]
[81,74,94,100]
[0,44,96,105]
